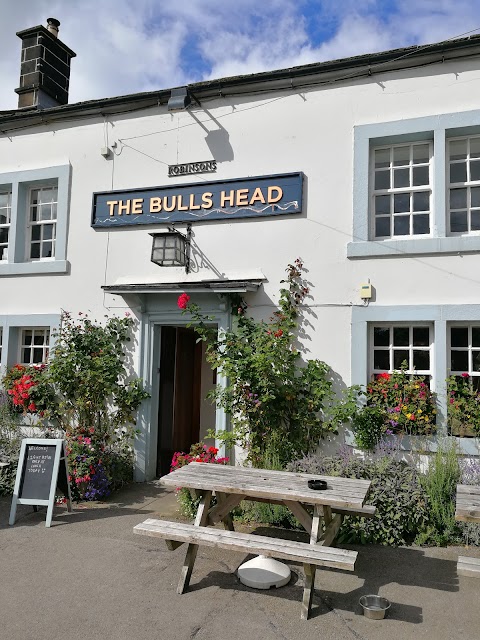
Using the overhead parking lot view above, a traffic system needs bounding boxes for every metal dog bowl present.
[359,595,391,619]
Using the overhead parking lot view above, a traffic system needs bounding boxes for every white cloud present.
[0,0,479,110]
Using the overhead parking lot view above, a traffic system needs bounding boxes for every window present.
[20,328,50,365]
[371,324,432,376]
[28,185,58,260]
[0,165,70,276]
[449,325,480,389]
[372,142,431,239]
[0,190,11,261]
[448,136,480,234]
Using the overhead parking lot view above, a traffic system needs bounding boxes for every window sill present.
[345,429,480,455]
[0,260,69,276]
[347,235,480,258]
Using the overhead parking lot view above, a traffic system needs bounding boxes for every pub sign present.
[91,172,303,228]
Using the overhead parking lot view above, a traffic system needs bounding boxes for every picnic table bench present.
[134,463,374,619]
[455,484,480,578]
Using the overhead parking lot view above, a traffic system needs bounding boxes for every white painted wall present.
[2,55,480,476]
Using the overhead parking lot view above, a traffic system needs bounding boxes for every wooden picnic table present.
[134,462,373,619]
[455,484,480,578]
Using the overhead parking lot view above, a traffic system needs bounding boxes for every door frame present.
[134,302,231,482]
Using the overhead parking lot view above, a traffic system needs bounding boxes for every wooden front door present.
[157,326,202,477]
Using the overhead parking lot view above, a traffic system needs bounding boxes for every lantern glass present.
[151,232,186,267]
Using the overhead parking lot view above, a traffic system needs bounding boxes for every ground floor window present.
[449,324,480,390]
[371,324,432,376]
[19,328,50,365]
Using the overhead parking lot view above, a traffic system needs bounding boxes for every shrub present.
[0,391,22,495]
[290,440,430,546]
[351,405,386,451]
[447,374,480,436]
[415,443,461,546]
[180,260,357,468]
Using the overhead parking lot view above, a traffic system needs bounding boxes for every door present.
[157,326,202,477]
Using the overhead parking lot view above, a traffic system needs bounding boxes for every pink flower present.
[462,373,470,378]
[177,293,190,310]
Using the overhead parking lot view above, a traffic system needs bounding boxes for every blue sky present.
[1,0,480,110]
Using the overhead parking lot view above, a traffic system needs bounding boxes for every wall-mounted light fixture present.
[167,87,191,111]
[150,224,192,273]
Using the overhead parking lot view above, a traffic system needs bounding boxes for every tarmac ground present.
[1,480,480,640]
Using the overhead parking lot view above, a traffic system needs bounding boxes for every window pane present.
[393,146,410,166]
[412,166,429,186]
[471,160,480,182]
[39,205,53,221]
[393,168,409,188]
[0,229,8,244]
[22,348,30,363]
[375,195,390,214]
[394,216,409,235]
[413,214,430,234]
[413,144,429,164]
[42,242,53,258]
[413,350,430,371]
[472,211,480,231]
[30,206,37,222]
[413,327,429,346]
[31,226,41,241]
[375,149,390,168]
[30,189,40,204]
[30,243,40,259]
[450,188,467,209]
[413,191,429,211]
[450,139,468,160]
[43,225,53,240]
[472,327,480,347]
[375,171,390,190]
[373,350,389,370]
[393,327,409,346]
[0,192,10,208]
[473,351,480,372]
[471,137,480,158]
[451,350,469,371]
[375,217,390,237]
[451,327,468,347]
[450,211,468,233]
[39,188,53,203]
[33,348,43,363]
[394,350,409,370]
[23,330,32,345]
[374,327,390,346]
[472,187,480,207]
[450,162,467,183]
[394,193,410,213]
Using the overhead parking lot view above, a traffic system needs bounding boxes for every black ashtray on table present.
[307,479,328,491]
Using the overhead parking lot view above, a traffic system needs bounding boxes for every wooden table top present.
[162,462,371,510]
[455,484,480,522]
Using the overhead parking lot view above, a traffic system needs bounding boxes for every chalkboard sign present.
[9,438,72,527]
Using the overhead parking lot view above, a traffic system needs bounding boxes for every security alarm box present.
[360,284,372,299]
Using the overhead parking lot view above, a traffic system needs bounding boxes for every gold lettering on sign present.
[189,193,201,210]
[163,196,177,212]
[220,190,235,207]
[202,192,213,209]
[107,201,118,216]
[131,198,144,214]
[268,186,283,204]
[117,200,131,215]
[236,189,249,206]
[249,188,266,205]
[177,195,189,211]
[150,197,162,213]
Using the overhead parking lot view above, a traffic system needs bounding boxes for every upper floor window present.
[371,324,432,376]
[0,190,11,261]
[0,165,70,275]
[20,328,50,365]
[448,136,480,234]
[28,185,58,260]
[372,142,432,239]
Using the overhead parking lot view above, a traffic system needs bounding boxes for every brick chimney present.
[15,18,76,109]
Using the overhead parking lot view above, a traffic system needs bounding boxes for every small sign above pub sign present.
[91,172,303,228]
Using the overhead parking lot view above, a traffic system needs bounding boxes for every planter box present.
[344,429,480,456]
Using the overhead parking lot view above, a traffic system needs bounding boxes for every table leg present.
[301,504,322,620]
[177,490,212,594]
[215,492,235,531]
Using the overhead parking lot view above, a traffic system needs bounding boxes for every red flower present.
[377,373,391,380]
[274,330,283,338]
[462,373,470,378]
[177,293,190,310]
